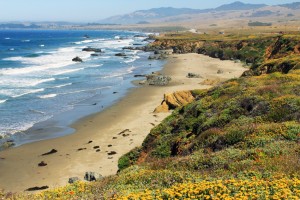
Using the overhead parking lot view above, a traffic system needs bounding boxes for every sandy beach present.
[0,53,246,192]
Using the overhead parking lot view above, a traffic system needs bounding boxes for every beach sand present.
[0,53,246,192]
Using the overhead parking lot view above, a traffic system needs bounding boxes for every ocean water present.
[0,29,164,146]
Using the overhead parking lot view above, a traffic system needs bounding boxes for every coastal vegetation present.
[2,32,300,199]
[150,32,300,76]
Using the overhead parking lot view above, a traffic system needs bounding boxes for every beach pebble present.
[93,146,100,149]
[88,140,93,144]
[77,148,87,151]
[108,144,112,147]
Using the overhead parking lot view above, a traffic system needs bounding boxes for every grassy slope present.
[3,34,300,199]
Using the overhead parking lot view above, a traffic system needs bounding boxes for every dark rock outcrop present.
[38,161,47,167]
[68,177,80,184]
[41,149,58,156]
[187,73,202,78]
[115,53,127,57]
[25,186,49,191]
[84,172,103,182]
[72,56,83,62]
[145,74,172,86]
[82,47,102,52]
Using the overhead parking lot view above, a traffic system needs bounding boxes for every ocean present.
[0,29,164,146]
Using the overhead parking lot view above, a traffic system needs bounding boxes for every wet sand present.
[0,53,246,192]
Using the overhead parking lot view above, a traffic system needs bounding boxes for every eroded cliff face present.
[154,91,195,113]
[150,39,205,54]
[150,35,300,76]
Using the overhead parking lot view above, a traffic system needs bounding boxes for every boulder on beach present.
[25,186,49,191]
[84,172,103,182]
[68,177,80,184]
[72,56,83,62]
[187,73,202,78]
[217,69,224,74]
[146,74,171,86]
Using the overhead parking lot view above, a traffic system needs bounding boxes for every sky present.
[0,0,298,22]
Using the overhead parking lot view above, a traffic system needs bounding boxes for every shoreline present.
[0,53,246,192]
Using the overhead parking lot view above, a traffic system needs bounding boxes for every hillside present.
[100,1,269,24]
[99,1,299,24]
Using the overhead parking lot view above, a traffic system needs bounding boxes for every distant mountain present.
[215,1,266,11]
[278,2,300,10]
[0,23,41,29]
[100,1,300,24]
[100,7,211,24]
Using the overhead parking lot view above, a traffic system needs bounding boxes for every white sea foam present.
[1,46,91,75]
[124,55,140,63]
[100,39,134,49]
[0,99,7,104]
[39,94,57,99]
[29,109,46,115]
[86,64,103,68]
[9,48,14,51]
[53,68,84,75]
[0,77,55,88]
[5,37,10,40]
[127,66,136,73]
[40,44,45,47]
[60,86,111,95]
[22,40,30,42]
[53,83,72,88]
[11,88,45,98]
[56,77,70,80]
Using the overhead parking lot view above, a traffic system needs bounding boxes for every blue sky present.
[0,0,297,22]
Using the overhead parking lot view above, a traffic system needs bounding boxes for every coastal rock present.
[187,73,202,78]
[154,91,195,113]
[108,151,117,155]
[38,161,47,167]
[25,186,49,191]
[115,53,127,57]
[217,69,224,74]
[154,101,169,113]
[68,177,80,184]
[82,47,102,52]
[41,149,58,156]
[148,54,168,60]
[84,172,103,182]
[72,56,83,62]
[146,74,171,86]
[154,49,173,55]
[134,74,147,78]
[0,140,15,150]
[91,53,100,57]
